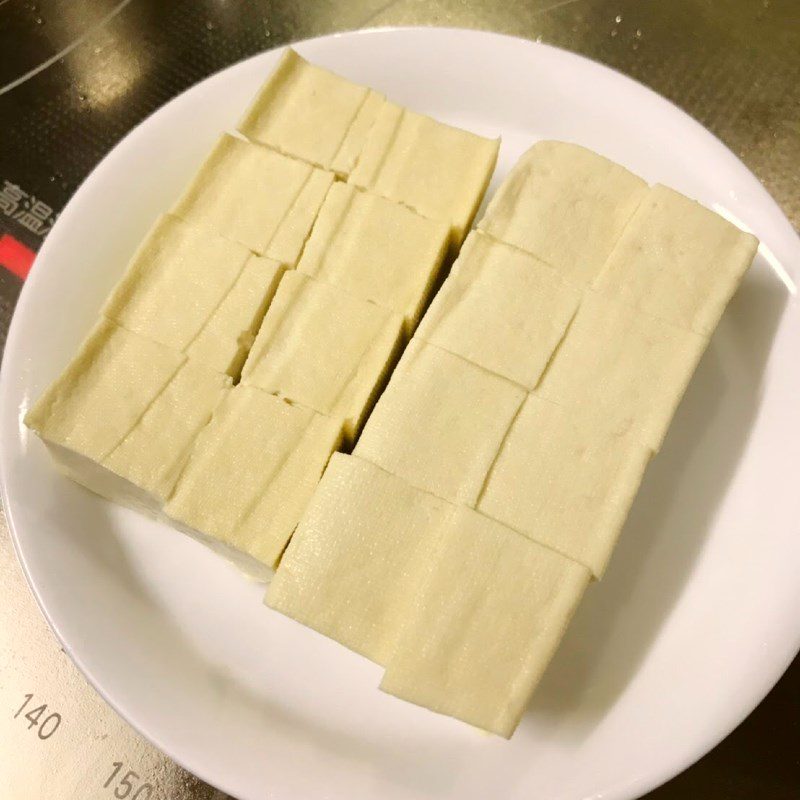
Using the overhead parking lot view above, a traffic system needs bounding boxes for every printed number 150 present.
[104,762,154,799]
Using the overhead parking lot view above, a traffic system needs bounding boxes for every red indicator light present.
[0,234,36,280]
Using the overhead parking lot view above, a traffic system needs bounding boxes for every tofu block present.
[354,339,525,504]
[172,133,334,263]
[536,291,709,451]
[477,395,650,577]
[297,183,449,331]
[238,48,385,176]
[267,453,453,664]
[380,506,590,738]
[478,141,647,283]
[593,184,758,335]
[417,232,580,388]
[349,102,499,248]
[165,385,343,577]
[241,272,403,441]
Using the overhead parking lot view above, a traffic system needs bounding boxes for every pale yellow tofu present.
[165,385,343,576]
[594,184,758,335]
[241,272,403,442]
[478,141,647,283]
[477,395,650,577]
[186,254,285,377]
[536,291,708,451]
[354,339,525,504]
[297,183,449,331]
[349,102,499,248]
[417,232,580,388]
[267,453,453,664]
[172,133,334,263]
[380,506,590,738]
[238,48,385,176]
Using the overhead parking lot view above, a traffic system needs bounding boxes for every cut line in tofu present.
[380,505,591,738]
[354,339,526,505]
[417,231,580,389]
[478,140,647,283]
[593,184,758,335]
[238,48,386,176]
[267,453,453,664]
[172,133,334,264]
[297,182,450,332]
[349,102,499,250]
[241,272,404,442]
[477,394,651,577]
[165,385,344,577]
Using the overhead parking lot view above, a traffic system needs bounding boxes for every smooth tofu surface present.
[417,232,580,388]
[349,102,499,247]
[593,184,758,335]
[477,395,650,577]
[172,133,334,263]
[238,48,385,176]
[241,272,403,441]
[186,254,285,377]
[24,319,184,461]
[478,141,647,283]
[267,453,453,664]
[536,291,709,451]
[297,183,449,330]
[354,339,525,504]
[380,506,591,738]
[165,385,343,570]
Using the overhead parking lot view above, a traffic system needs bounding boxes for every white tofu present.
[477,395,651,577]
[380,506,590,738]
[349,102,499,248]
[593,184,758,335]
[297,183,449,331]
[354,339,525,504]
[172,133,334,263]
[267,453,453,664]
[478,141,647,283]
[238,48,385,176]
[417,232,580,388]
[241,272,403,442]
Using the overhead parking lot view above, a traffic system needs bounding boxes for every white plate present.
[2,27,799,800]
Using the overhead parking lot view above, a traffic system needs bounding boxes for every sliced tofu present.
[477,395,650,577]
[380,506,590,738]
[267,453,453,664]
[417,231,580,388]
[349,102,499,248]
[165,385,343,577]
[536,291,709,451]
[172,133,334,263]
[478,140,647,283]
[593,184,758,335]
[354,339,525,504]
[297,183,450,331]
[241,272,403,442]
[238,48,385,176]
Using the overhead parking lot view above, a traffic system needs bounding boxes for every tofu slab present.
[165,385,343,576]
[354,339,525,504]
[380,506,591,738]
[238,48,385,176]
[536,291,709,451]
[349,102,499,248]
[241,272,403,441]
[478,141,647,283]
[594,184,758,335]
[477,395,651,577]
[172,133,334,263]
[417,232,580,388]
[297,183,450,331]
[267,453,453,664]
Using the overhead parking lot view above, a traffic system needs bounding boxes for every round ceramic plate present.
[2,27,799,800]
